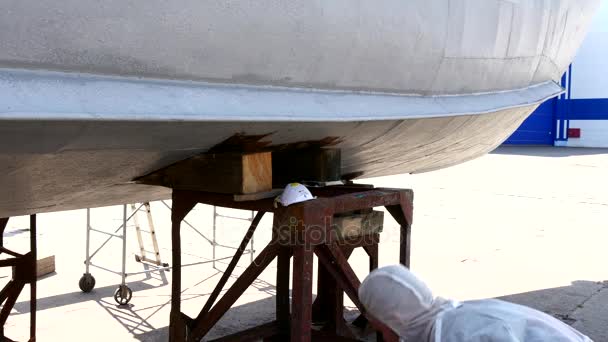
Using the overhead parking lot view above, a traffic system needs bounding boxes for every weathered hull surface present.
[0,101,536,217]
[0,0,600,216]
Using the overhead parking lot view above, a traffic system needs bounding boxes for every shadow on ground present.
[133,295,366,342]
[136,280,608,342]
[492,146,608,157]
[12,265,169,314]
[498,280,608,342]
[134,296,277,342]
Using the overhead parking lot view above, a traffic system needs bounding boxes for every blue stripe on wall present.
[566,98,608,120]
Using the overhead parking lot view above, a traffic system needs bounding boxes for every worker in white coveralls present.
[359,265,593,342]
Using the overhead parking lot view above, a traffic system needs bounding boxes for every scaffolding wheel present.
[114,285,133,305]
[79,273,96,293]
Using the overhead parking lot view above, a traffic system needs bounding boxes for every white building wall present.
[567,120,608,147]
[570,1,608,99]
[565,1,608,147]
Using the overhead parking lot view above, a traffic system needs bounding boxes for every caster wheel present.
[114,285,133,305]
[79,273,96,293]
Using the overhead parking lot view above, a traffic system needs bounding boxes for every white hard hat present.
[276,183,316,207]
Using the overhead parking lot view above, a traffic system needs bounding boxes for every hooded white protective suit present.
[359,265,593,342]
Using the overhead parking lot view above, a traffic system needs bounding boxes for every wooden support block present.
[333,211,383,239]
[36,255,55,278]
[233,188,283,202]
[12,255,55,279]
[272,148,341,187]
[136,152,272,194]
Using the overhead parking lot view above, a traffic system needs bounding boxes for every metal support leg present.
[291,243,314,342]
[0,216,37,341]
[79,209,96,293]
[166,187,412,342]
[385,202,413,268]
[85,209,91,274]
[250,211,255,263]
[276,247,291,336]
[212,206,217,269]
[169,195,196,342]
[30,214,37,341]
[113,204,133,305]
[121,204,127,286]
[170,206,184,342]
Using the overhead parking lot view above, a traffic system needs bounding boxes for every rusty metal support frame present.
[169,186,413,342]
[0,215,37,342]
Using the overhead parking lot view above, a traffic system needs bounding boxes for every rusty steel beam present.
[275,246,292,333]
[315,243,399,341]
[197,211,265,319]
[313,245,354,336]
[173,190,276,212]
[0,215,37,341]
[167,186,412,342]
[169,194,196,342]
[385,203,412,267]
[0,218,7,248]
[290,243,314,342]
[188,243,280,342]
[29,214,37,339]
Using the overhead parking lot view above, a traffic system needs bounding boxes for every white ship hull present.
[0,0,600,216]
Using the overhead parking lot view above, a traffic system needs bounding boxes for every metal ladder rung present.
[132,203,164,267]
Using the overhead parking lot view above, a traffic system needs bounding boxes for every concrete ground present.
[2,146,608,341]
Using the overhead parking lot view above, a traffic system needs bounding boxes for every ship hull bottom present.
[0,104,537,217]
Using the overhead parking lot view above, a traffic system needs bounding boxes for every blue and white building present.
[505,1,608,147]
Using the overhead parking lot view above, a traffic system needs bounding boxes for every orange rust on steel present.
[308,184,374,197]
[0,281,25,326]
[0,215,38,341]
[313,190,409,216]
[353,238,380,337]
[169,193,196,342]
[0,218,7,247]
[314,243,398,341]
[314,245,355,337]
[173,190,276,212]
[276,246,292,334]
[314,245,362,311]
[169,187,412,342]
[291,240,314,342]
[313,234,379,328]
[384,193,413,267]
[29,214,37,339]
